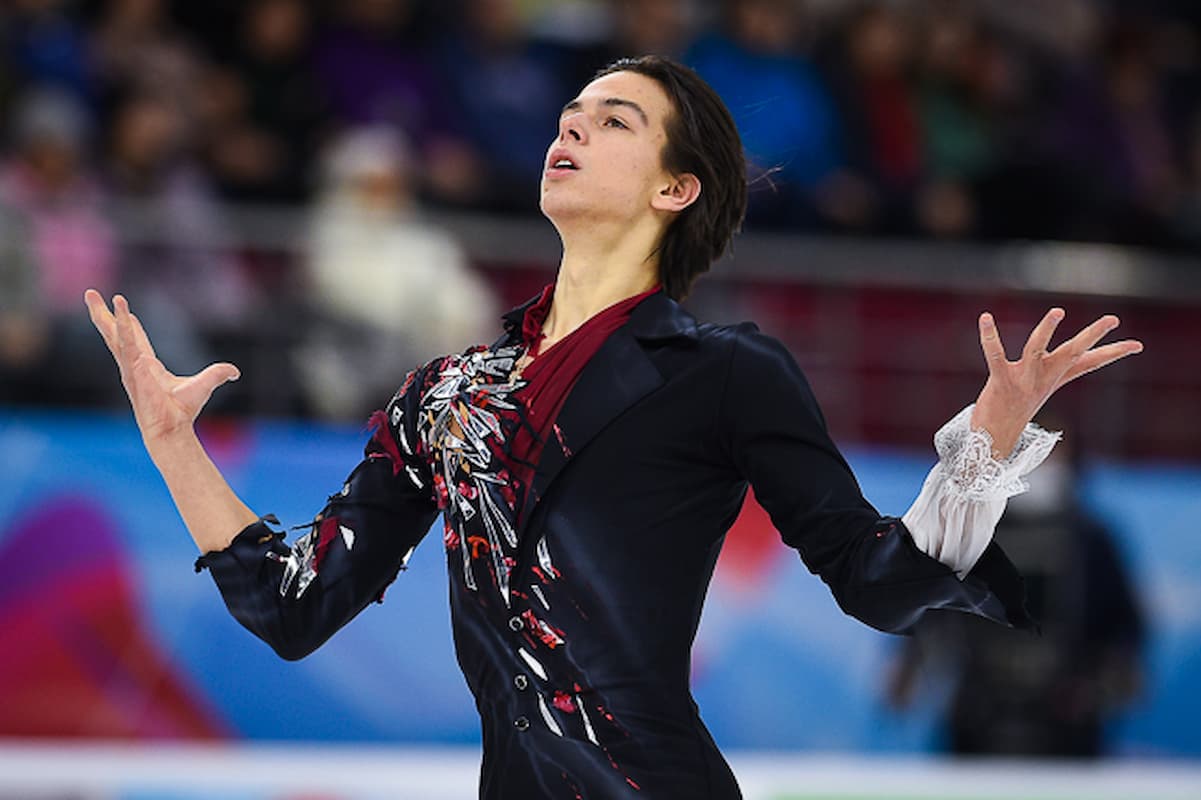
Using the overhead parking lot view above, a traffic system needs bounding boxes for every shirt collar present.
[500,285,699,343]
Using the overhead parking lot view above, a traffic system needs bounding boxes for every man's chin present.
[539,195,590,224]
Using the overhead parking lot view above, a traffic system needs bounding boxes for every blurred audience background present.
[15,0,1192,236]
[1,0,1198,429]
[23,0,1201,241]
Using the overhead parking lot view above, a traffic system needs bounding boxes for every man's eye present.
[604,117,628,129]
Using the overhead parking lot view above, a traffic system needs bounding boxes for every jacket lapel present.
[517,291,699,537]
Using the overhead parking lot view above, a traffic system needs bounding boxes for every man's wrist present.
[969,402,1022,461]
[146,428,203,471]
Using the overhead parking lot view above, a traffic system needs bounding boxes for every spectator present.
[0,86,118,404]
[1172,113,1201,245]
[688,0,848,229]
[947,21,1073,242]
[608,0,693,59]
[1,86,114,314]
[5,0,91,103]
[103,89,255,374]
[0,200,47,404]
[200,0,328,204]
[297,126,499,420]
[89,0,205,121]
[824,2,925,234]
[313,0,480,205]
[1027,2,1137,244]
[560,0,697,92]
[1027,14,1182,246]
[1100,25,1182,245]
[438,0,571,214]
[912,5,999,236]
[0,13,19,123]
[886,442,1146,757]
[192,64,265,203]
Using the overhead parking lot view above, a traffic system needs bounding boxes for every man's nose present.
[559,114,586,144]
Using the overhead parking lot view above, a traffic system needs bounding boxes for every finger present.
[197,362,241,387]
[1050,314,1120,362]
[128,312,175,385]
[128,311,158,361]
[85,291,140,394]
[114,295,155,395]
[1023,307,1065,358]
[109,295,148,393]
[1056,339,1143,388]
[113,294,138,359]
[113,295,161,373]
[83,289,120,357]
[175,362,241,413]
[978,312,1008,369]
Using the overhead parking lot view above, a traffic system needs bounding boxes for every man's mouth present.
[546,149,580,173]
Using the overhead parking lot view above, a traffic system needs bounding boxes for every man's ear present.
[651,172,701,213]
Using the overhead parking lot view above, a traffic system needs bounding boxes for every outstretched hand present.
[84,290,240,444]
[970,308,1142,458]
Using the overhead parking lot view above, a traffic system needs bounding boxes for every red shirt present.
[509,284,660,503]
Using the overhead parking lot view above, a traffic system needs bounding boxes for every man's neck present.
[542,220,661,348]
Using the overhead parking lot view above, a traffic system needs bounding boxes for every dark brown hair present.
[594,56,748,301]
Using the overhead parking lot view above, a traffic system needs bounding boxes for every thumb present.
[178,362,241,413]
[198,362,241,388]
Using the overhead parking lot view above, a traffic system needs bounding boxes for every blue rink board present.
[0,409,1198,756]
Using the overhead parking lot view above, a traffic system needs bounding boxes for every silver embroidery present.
[418,346,528,605]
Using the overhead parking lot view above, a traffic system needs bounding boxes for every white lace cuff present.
[901,404,1061,579]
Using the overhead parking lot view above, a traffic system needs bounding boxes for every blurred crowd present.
[1,0,1199,418]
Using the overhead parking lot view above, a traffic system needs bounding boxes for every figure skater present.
[85,56,1142,799]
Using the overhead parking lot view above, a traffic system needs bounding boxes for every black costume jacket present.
[199,292,1030,799]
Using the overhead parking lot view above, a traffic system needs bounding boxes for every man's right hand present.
[84,290,241,446]
[84,289,258,554]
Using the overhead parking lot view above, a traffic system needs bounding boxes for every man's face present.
[539,70,677,227]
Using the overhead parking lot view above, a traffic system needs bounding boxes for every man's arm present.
[718,312,1139,634]
[86,290,440,659]
[195,417,439,660]
[86,290,257,552]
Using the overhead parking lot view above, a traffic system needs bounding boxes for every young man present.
[86,57,1141,799]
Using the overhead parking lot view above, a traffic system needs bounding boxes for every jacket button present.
[514,716,530,731]
[508,615,524,631]
[513,674,529,691]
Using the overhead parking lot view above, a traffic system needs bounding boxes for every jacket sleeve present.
[719,324,1033,635]
[195,367,440,660]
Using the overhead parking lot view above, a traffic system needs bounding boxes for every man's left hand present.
[970,308,1143,458]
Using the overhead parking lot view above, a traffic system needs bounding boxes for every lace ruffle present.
[935,405,1061,501]
[902,405,1061,578]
